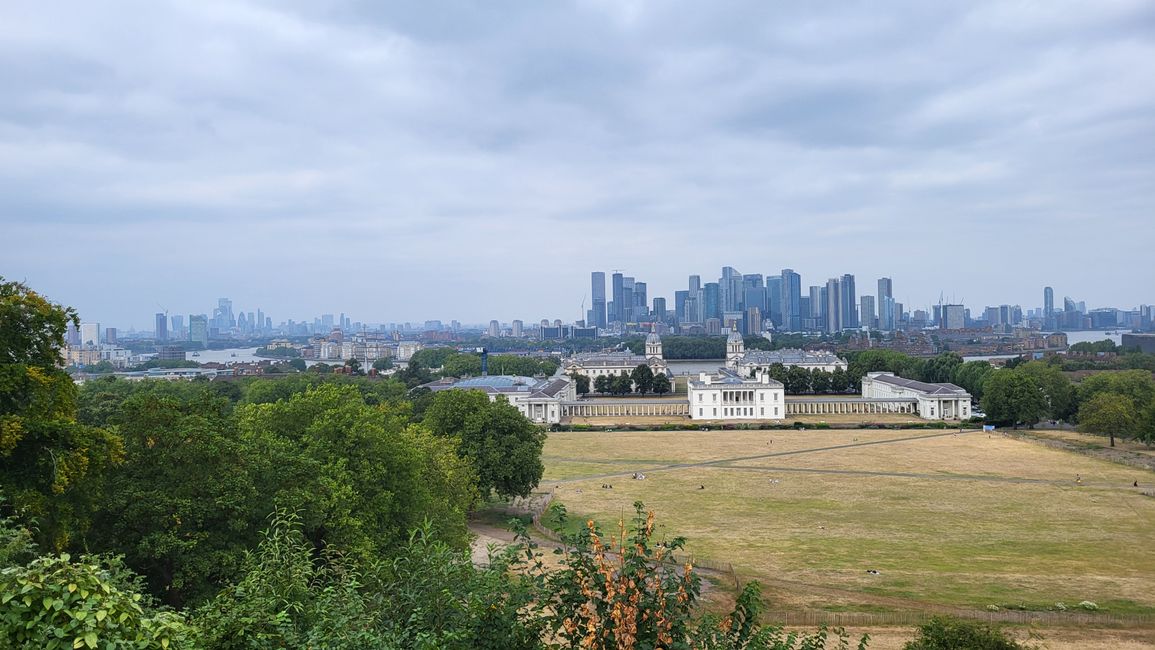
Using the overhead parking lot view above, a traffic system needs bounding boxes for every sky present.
[2,0,1153,328]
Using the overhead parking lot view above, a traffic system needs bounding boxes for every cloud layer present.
[2,0,1153,326]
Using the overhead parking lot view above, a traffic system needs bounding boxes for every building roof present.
[420,374,572,400]
[736,348,847,366]
[727,329,743,343]
[867,372,969,396]
[565,351,650,368]
[688,368,784,389]
[645,331,662,345]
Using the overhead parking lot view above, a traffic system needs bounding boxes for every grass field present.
[541,428,1155,618]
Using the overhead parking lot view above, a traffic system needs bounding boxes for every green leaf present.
[95,610,107,622]
[73,638,84,649]
[68,583,77,593]
[84,632,97,649]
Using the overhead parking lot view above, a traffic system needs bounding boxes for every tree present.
[0,278,122,550]
[922,352,963,384]
[288,358,307,372]
[830,366,850,393]
[371,357,394,372]
[784,366,812,394]
[1077,370,1155,412]
[569,372,590,395]
[309,362,333,374]
[810,369,832,394]
[1078,393,1136,448]
[593,374,611,395]
[1136,402,1155,446]
[422,389,545,500]
[765,362,788,383]
[344,357,363,375]
[1018,361,1075,421]
[981,370,1046,428]
[441,352,483,377]
[631,364,654,395]
[903,616,1024,649]
[952,360,994,401]
[652,374,672,396]
[611,373,634,396]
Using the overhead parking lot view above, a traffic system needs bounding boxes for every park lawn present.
[544,429,1155,614]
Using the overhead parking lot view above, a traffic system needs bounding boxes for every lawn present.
[542,429,1155,615]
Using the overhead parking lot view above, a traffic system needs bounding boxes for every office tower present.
[781,269,802,331]
[840,274,857,329]
[511,320,524,337]
[79,322,101,347]
[745,307,762,335]
[720,267,742,312]
[214,298,235,330]
[674,290,688,324]
[488,320,500,337]
[765,275,783,326]
[155,313,168,341]
[610,273,625,323]
[877,277,892,302]
[879,296,896,331]
[652,297,667,322]
[860,296,876,329]
[1044,286,1054,329]
[104,327,117,344]
[742,273,764,289]
[743,285,767,318]
[825,278,842,333]
[189,314,209,347]
[170,315,184,339]
[684,294,699,324]
[808,285,824,330]
[621,277,635,323]
[634,281,648,319]
[66,322,80,347]
[591,272,607,328]
[322,314,335,331]
[703,282,720,321]
[943,305,966,330]
[688,275,701,294]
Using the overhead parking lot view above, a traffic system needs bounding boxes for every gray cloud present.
[1,0,1153,326]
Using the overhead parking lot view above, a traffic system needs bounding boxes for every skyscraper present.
[877,277,894,330]
[765,275,783,327]
[155,313,168,341]
[591,272,607,328]
[79,322,101,347]
[622,276,635,323]
[189,314,209,347]
[634,281,648,320]
[860,296,876,330]
[1044,286,1054,329]
[825,278,842,333]
[703,283,720,321]
[780,269,802,331]
[674,290,688,325]
[652,297,667,322]
[840,274,857,329]
[720,266,742,313]
[611,273,624,323]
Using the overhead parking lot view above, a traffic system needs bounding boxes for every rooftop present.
[867,372,969,396]
[737,348,846,365]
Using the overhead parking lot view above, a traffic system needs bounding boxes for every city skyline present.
[2,2,1153,324]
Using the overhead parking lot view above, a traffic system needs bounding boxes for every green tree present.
[765,362,788,384]
[922,352,963,384]
[1136,402,1155,446]
[0,278,123,550]
[593,374,611,395]
[652,374,672,396]
[1078,392,1137,448]
[903,616,1025,650]
[981,370,1046,428]
[810,369,832,394]
[441,352,483,377]
[309,362,333,374]
[344,357,363,375]
[422,389,545,500]
[569,372,590,395]
[1018,361,1075,421]
[952,360,994,401]
[611,373,634,396]
[371,357,393,372]
[1077,370,1155,411]
[631,364,655,395]
[784,366,812,394]
[830,367,850,393]
[288,358,307,372]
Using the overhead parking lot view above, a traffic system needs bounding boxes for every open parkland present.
[493,415,1155,648]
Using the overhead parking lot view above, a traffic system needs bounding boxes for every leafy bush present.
[903,616,1027,650]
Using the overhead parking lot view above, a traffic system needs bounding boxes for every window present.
[774,393,779,401]
[698,408,703,417]
[760,408,764,416]
[698,394,702,402]
[713,393,717,402]
[713,408,717,416]
[760,393,765,401]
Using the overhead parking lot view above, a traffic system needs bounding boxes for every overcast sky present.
[2,1,1153,328]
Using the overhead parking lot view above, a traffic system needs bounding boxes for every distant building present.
[487,320,501,337]
[79,322,101,348]
[156,345,186,361]
[189,315,209,347]
[688,368,786,421]
[155,313,168,341]
[861,372,971,420]
[724,331,847,374]
[564,332,668,379]
[1122,333,1155,354]
[420,375,575,424]
[942,304,966,330]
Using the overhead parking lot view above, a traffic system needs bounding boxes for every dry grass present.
[543,428,1155,616]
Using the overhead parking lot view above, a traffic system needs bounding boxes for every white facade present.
[860,372,971,420]
[421,375,575,424]
[724,331,847,375]
[687,369,786,421]
[563,333,668,379]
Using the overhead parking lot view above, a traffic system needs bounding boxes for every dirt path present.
[1012,430,1155,473]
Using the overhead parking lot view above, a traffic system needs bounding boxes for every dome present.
[645,331,661,345]
[727,329,743,343]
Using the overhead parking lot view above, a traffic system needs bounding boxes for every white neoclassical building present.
[724,329,847,375]
[420,375,576,424]
[687,368,787,421]
[860,372,972,420]
[563,331,669,379]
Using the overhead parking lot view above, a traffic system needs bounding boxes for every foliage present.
[1016,362,1075,421]
[0,552,195,649]
[952,361,994,401]
[1069,340,1117,355]
[981,370,1046,427]
[593,375,611,395]
[0,277,78,366]
[371,357,393,372]
[902,616,1027,650]
[570,373,591,395]
[421,389,544,500]
[1076,370,1155,411]
[631,364,655,395]
[610,373,634,396]
[1077,393,1137,448]
[922,353,963,384]
[652,374,672,396]
[690,582,867,650]
[253,346,300,358]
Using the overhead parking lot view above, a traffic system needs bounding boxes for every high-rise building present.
[860,296,876,330]
[611,273,624,323]
[591,272,607,328]
[170,315,184,339]
[652,297,667,322]
[79,322,101,347]
[808,285,825,331]
[634,281,648,320]
[781,269,802,331]
[765,275,783,327]
[104,327,117,344]
[674,290,688,324]
[487,320,501,337]
[840,274,857,329]
[214,298,235,330]
[825,278,842,333]
[720,266,742,313]
[879,296,896,331]
[511,320,524,337]
[703,283,720,321]
[155,313,168,341]
[189,314,209,347]
[1044,286,1054,329]
[877,277,892,301]
[621,277,635,323]
[943,304,966,330]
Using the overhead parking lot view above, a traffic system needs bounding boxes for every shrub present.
[903,616,1027,650]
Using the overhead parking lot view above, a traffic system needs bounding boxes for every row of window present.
[696,406,781,418]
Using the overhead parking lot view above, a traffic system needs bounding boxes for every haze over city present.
[2,1,1153,326]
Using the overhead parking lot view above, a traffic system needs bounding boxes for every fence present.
[763,608,1155,629]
